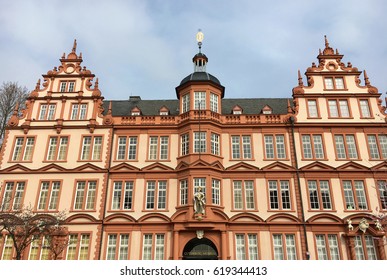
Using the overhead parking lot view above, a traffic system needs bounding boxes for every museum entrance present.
[182,237,218,260]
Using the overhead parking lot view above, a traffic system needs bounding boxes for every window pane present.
[235,234,246,260]
[233,181,243,209]
[320,181,332,209]
[307,100,318,117]
[231,136,241,159]
[273,234,284,260]
[360,100,371,117]
[146,181,155,209]
[313,135,324,159]
[328,235,340,260]
[276,135,286,159]
[302,135,312,159]
[325,78,334,89]
[343,181,355,210]
[354,181,368,210]
[264,136,274,159]
[328,100,339,117]
[334,135,346,159]
[316,235,328,260]
[345,135,358,159]
[242,136,252,159]
[269,181,279,209]
[308,181,319,209]
[339,100,350,117]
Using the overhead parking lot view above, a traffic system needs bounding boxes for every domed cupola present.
[176,30,225,98]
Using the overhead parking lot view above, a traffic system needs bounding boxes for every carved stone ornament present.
[359,218,369,233]
[347,218,354,231]
[375,220,383,231]
[196,230,204,239]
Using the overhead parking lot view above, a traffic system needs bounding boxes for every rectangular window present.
[264,135,286,159]
[182,93,190,113]
[116,136,137,160]
[268,180,291,210]
[181,133,189,156]
[71,104,88,120]
[301,134,324,159]
[315,234,340,260]
[148,136,169,160]
[328,99,350,117]
[325,77,345,90]
[211,133,220,155]
[210,93,218,113]
[111,181,133,210]
[308,180,332,210]
[307,100,318,118]
[66,233,90,260]
[39,104,56,120]
[60,81,75,92]
[1,181,25,211]
[377,180,387,210]
[179,179,188,205]
[354,235,378,260]
[1,236,14,260]
[73,181,97,210]
[273,234,297,260]
[334,134,358,159]
[11,136,35,161]
[367,134,387,159]
[194,92,206,110]
[235,234,259,260]
[231,135,252,159]
[359,100,371,118]
[142,234,165,260]
[343,180,368,210]
[28,237,50,260]
[194,132,206,153]
[80,136,103,160]
[106,234,129,260]
[233,180,255,210]
[46,136,69,161]
[37,181,61,211]
[212,179,220,205]
[145,181,167,210]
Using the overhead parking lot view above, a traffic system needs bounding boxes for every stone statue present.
[375,219,383,231]
[347,219,353,231]
[194,187,205,215]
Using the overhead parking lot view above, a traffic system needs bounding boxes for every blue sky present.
[1,0,386,100]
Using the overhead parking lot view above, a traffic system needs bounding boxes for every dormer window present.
[131,106,141,116]
[324,77,345,90]
[262,105,273,115]
[159,106,169,116]
[232,105,243,115]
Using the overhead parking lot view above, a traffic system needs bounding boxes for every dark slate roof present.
[103,98,290,116]
[180,72,221,86]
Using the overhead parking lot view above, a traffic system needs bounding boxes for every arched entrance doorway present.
[182,237,218,260]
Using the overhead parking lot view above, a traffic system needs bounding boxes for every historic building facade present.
[0,37,386,260]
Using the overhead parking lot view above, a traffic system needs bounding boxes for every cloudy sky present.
[1,0,386,101]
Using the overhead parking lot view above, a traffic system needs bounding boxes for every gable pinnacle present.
[72,39,77,53]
